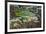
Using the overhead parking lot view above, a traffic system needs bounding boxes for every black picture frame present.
[5,1,45,34]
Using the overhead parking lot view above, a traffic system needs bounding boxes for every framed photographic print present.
[5,1,45,33]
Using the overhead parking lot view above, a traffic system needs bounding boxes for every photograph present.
[7,2,44,32]
[10,5,41,29]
